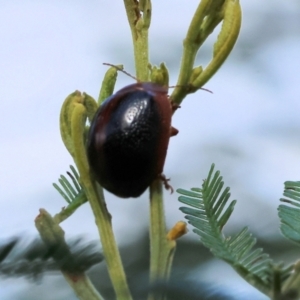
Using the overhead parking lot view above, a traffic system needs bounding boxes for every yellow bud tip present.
[167,221,188,241]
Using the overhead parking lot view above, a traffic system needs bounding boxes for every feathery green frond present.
[53,166,86,204]
[52,166,88,223]
[177,164,285,295]
[278,181,300,244]
[0,237,103,280]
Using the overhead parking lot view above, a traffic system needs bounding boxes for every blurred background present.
[1,0,300,299]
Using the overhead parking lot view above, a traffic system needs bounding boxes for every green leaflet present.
[177,164,292,296]
[279,181,300,244]
[52,166,87,224]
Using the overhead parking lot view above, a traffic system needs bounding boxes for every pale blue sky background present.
[0,0,300,299]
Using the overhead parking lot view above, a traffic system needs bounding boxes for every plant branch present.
[98,65,120,105]
[171,0,242,106]
[148,180,187,300]
[59,91,132,300]
[71,97,133,300]
[282,259,300,298]
[53,191,87,224]
[35,209,103,300]
[123,0,151,81]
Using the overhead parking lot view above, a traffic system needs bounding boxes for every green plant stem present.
[123,2,179,299]
[172,2,210,96]
[148,179,176,300]
[62,272,103,300]
[270,266,283,300]
[282,261,300,298]
[193,0,242,88]
[123,0,150,81]
[98,65,120,105]
[70,103,132,300]
[35,209,103,300]
[53,191,87,224]
[60,88,132,299]
[85,182,133,300]
[171,0,222,104]
[171,0,241,106]
[233,265,270,296]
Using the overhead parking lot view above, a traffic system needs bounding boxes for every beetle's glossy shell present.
[87,82,173,198]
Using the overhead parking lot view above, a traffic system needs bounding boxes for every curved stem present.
[171,0,242,106]
[98,66,120,105]
[35,209,103,300]
[71,102,132,300]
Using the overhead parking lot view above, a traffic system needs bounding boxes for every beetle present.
[87,82,178,198]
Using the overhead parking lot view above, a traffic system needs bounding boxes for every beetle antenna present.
[103,63,139,82]
[197,87,213,94]
[103,64,212,94]
[168,84,213,94]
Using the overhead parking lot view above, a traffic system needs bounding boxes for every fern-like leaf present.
[0,237,103,280]
[52,166,88,222]
[177,164,284,295]
[53,165,85,204]
[278,181,300,244]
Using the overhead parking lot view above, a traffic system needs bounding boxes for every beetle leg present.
[159,174,174,194]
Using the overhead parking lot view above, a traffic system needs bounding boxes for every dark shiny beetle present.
[87,82,177,198]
